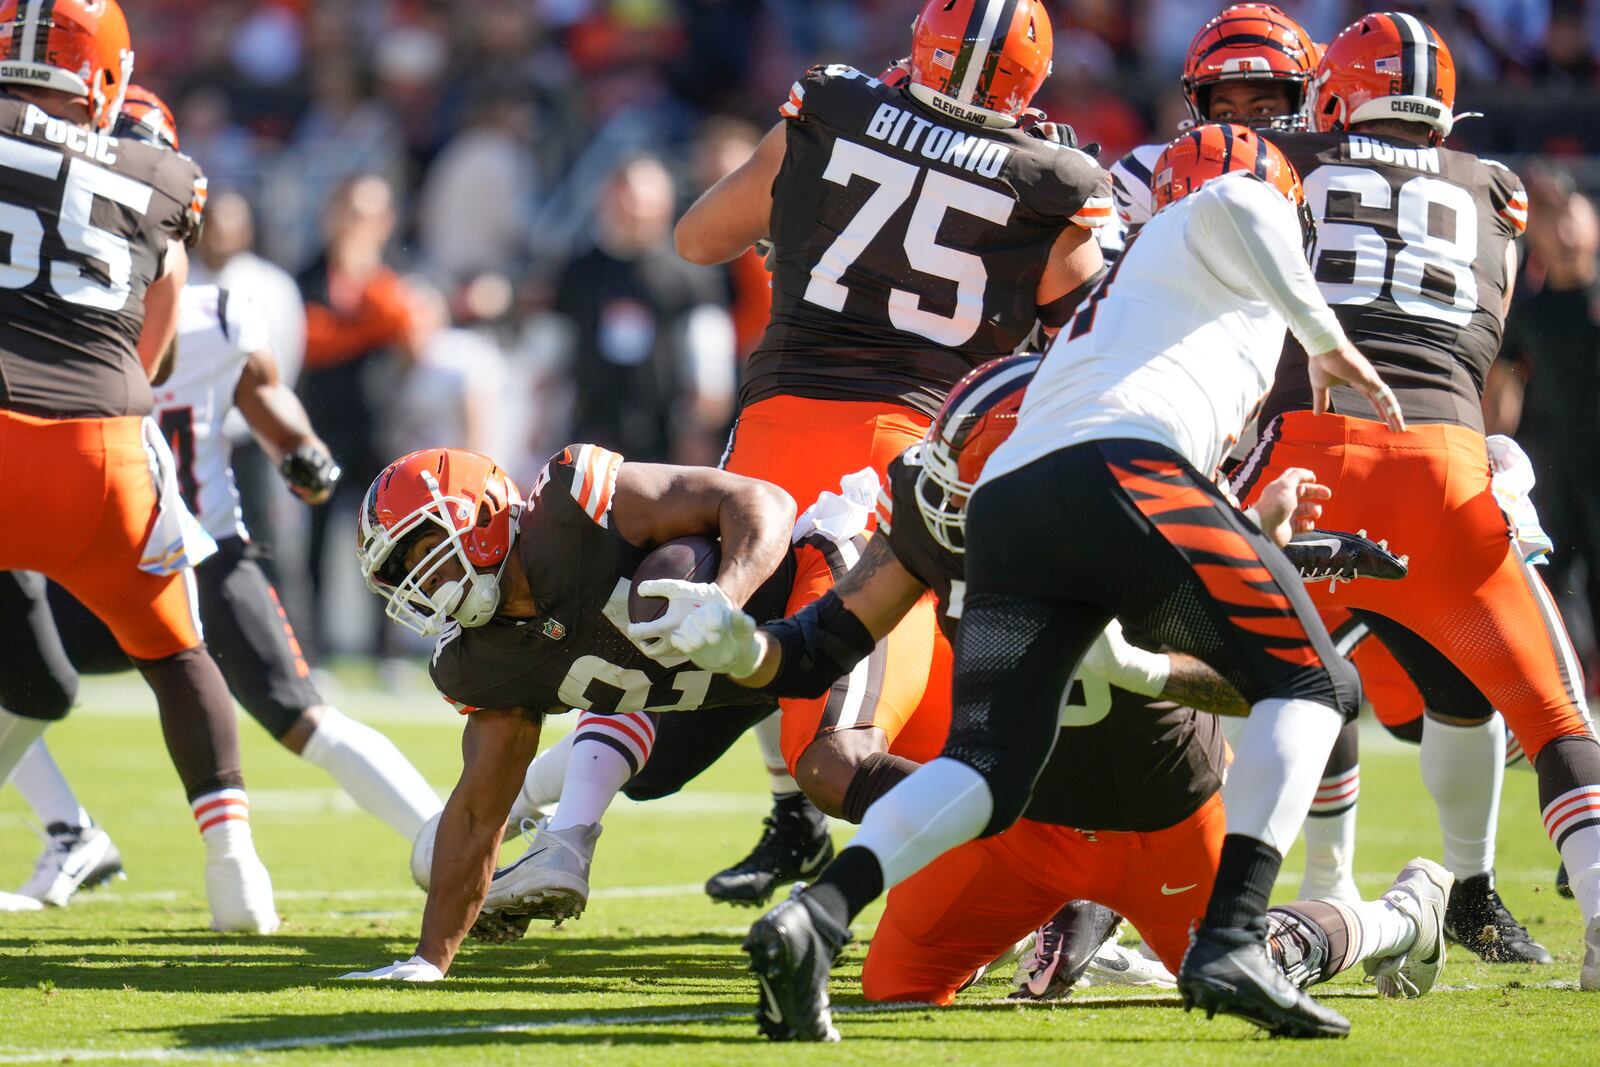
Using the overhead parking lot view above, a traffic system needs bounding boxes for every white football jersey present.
[150,285,270,541]
[984,173,1346,484]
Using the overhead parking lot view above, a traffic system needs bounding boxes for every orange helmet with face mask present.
[116,83,177,149]
[907,0,1052,128]
[0,0,133,130]
[1181,4,1318,130]
[1311,11,1457,143]
[359,449,522,636]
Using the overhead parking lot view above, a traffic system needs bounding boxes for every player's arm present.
[413,707,543,975]
[137,239,188,378]
[674,122,785,265]
[1080,621,1249,717]
[233,345,340,504]
[1191,178,1405,433]
[721,533,927,692]
[1034,226,1106,337]
[611,462,796,608]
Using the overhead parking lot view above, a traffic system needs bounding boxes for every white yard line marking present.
[0,983,1577,1063]
[62,883,709,907]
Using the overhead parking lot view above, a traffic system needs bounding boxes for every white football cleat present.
[0,890,43,911]
[472,822,600,940]
[1581,916,1599,992]
[206,852,279,934]
[1080,940,1177,988]
[21,823,125,906]
[1365,857,1451,998]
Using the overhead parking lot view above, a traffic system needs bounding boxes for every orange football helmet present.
[116,83,177,149]
[916,353,1040,553]
[359,449,522,636]
[907,0,1052,128]
[1312,12,1457,142]
[1151,123,1304,214]
[0,0,133,131]
[1181,4,1318,131]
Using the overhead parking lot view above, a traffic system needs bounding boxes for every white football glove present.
[626,579,735,658]
[1080,619,1170,698]
[338,955,444,982]
[669,601,762,678]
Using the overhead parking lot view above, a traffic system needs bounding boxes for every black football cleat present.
[743,889,850,1042]
[706,797,833,907]
[1010,901,1123,1000]
[1284,529,1408,588]
[1178,925,1351,1039]
[1444,872,1553,964]
[1556,862,1573,900]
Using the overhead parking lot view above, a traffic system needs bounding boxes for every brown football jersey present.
[1262,131,1527,431]
[0,94,207,420]
[746,64,1111,418]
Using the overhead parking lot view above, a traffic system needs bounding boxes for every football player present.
[675,0,1111,906]
[0,3,277,931]
[671,357,1450,1025]
[1233,14,1600,988]
[716,125,1406,1039]
[341,443,899,980]
[6,203,442,904]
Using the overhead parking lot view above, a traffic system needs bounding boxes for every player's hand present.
[280,445,341,505]
[627,579,736,659]
[668,600,763,678]
[1079,618,1169,698]
[1307,340,1406,434]
[1252,467,1331,547]
[338,955,444,982]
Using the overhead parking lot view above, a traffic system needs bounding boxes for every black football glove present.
[1284,529,1409,590]
[280,445,341,504]
[1017,109,1100,157]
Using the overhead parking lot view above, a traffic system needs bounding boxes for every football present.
[627,535,721,623]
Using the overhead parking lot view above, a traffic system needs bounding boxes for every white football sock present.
[300,708,442,841]
[849,757,993,888]
[11,740,91,829]
[547,712,655,833]
[191,788,255,857]
[754,710,801,796]
[1544,786,1600,920]
[511,730,575,823]
[0,709,49,791]
[1301,805,1359,901]
[1421,715,1503,879]
[1346,895,1418,964]
[1222,698,1343,854]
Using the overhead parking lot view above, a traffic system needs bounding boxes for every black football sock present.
[1204,833,1281,939]
[807,845,884,928]
[840,752,920,824]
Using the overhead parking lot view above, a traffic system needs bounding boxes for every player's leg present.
[1356,611,1553,964]
[194,538,441,841]
[1300,614,1367,903]
[50,423,275,933]
[860,820,1085,1007]
[1268,857,1452,999]
[0,570,78,790]
[1095,443,1357,1035]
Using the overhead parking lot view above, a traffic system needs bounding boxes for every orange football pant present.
[725,395,952,769]
[862,793,1226,1004]
[0,410,200,660]
[1237,412,1589,759]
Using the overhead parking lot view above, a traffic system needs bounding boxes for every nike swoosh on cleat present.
[799,841,831,873]
[493,847,551,879]
[756,974,785,1025]
[1160,883,1197,895]
[1295,538,1341,556]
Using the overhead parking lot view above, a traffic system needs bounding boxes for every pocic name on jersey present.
[19,103,117,165]
[865,101,1012,178]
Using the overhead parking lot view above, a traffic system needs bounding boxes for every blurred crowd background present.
[125,0,1600,691]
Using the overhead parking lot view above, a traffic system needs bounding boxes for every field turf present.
[0,668,1592,1065]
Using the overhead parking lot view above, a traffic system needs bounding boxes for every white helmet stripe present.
[17,0,45,66]
[1392,11,1431,102]
[955,0,1011,105]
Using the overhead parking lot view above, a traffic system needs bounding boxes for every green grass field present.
[0,668,1592,1065]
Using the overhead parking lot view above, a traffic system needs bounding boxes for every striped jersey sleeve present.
[874,483,894,535]
[541,443,625,528]
[1481,158,1528,237]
